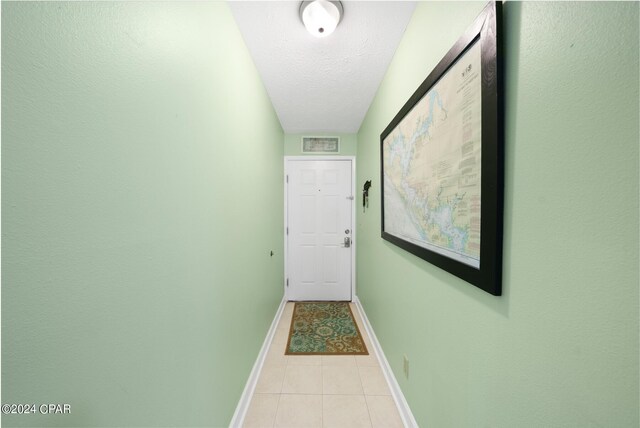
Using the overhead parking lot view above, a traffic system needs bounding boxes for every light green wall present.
[2,2,283,427]
[357,2,639,427]
[284,133,357,156]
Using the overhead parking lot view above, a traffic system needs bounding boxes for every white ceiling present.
[229,1,416,134]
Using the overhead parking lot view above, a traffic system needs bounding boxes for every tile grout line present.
[321,346,324,428]
[230,297,287,428]
[353,297,418,428]
[274,304,289,428]
[354,309,375,428]
[357,354,375,428]
[363,395,375,428]
[270,316,279,428]
[272,393,281,428]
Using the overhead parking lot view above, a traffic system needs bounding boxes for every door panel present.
[287,159,353,301]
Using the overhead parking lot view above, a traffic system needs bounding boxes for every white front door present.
[286,158,354,301]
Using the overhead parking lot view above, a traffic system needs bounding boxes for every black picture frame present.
[380,1,503,296]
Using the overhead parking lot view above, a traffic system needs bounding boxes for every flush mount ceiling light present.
[300,0,343,38]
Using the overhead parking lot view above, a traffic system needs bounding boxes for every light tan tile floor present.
[243,302,404,428]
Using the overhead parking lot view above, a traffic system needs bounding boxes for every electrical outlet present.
[403,354,409,379]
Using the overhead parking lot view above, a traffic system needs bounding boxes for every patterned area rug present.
[286,302,369,355]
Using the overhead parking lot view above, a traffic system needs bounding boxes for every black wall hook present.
[363,180,372,212]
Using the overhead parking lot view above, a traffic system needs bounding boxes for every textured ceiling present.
[229,1,416,134]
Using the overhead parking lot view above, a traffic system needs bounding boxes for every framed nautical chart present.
[380,1,503,296]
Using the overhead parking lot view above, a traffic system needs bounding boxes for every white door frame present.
[284,156,356,301]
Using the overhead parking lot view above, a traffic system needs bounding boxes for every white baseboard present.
[229,296,287,428]
[353,296,418,428]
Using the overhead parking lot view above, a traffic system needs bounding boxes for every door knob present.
[342,237,351,248]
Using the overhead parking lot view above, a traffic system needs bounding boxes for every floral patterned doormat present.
[286,302,369,355]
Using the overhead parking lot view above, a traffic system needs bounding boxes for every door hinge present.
[286,227,289,235]
[286,278,289,287]
[286,175,289,183]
